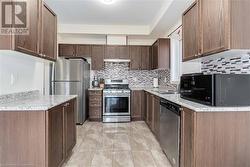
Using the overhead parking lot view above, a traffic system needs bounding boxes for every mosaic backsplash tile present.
[202,53,250,74]
[91,62,172,88]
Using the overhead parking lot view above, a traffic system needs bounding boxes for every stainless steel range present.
[103,79,131,123]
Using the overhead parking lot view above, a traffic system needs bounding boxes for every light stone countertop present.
[144,89,250,112]
[0,95,77,111]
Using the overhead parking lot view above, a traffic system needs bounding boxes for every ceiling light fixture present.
[101,0,115,5]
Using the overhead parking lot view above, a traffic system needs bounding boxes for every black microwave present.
[180,73,250,106]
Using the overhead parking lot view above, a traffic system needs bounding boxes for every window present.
[169,26,182,83]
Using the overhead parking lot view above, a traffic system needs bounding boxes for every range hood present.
[104,59,130,63]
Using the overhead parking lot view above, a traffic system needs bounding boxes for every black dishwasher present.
[160,99,181,167]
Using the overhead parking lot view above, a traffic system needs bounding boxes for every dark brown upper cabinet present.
[199,0,230,55]
[59,44,76,57]
[0,0,57,61]
[117,46,129,59]
[41,3,57,61]
[152,38,170,70]
[91,45,105,70]
[183,0,250,61]
[130,46,151,70]
[105,45,129,59]
[141,46,151,70]
[14,0,41,57]
[76,45,92,58]
[182,2,199,61]
[130,46,142,70]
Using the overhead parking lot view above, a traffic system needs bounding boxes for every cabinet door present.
[153,96,160,139]
[180,108,195,167]
[41,3,57,60]
[146,94,154,129]
[152,42,158,70]
[59,44,76,57]
[141,46,151,70]
[183,2,199,61]
[76,45,91,57]
[130,46,141,70]
[200,0,230,55]
[48,105,64,167]
[91,45,105,70]
[117,46,129,59]
[131,90,143,120]
[105,46,117,59]
[15,0,40,56]
[64,100,76,156]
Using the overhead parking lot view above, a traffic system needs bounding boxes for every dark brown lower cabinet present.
[0,98,76,167]
[89,90,102,121]
[131,90,145,121]
[144,91,160,138]
[181,108,250,167]
[64,100,76,156]
[145,92,153,129]
[152,95,160,139]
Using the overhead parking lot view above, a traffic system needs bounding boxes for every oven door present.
[103,95,130,116]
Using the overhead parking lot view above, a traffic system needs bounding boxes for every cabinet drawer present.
[89,96,102,101]
[89,101,102,107]
[89,91,102,96]
[89,107,102,117]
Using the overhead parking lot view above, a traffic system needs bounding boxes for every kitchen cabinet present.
[0,99,76,167]
[89,90,103,121]
[180,107,195,167]
[141,46,151,70]
[183,0,250,61]
[151,39,170,70]
[0,0,58,61]
[152,95,160,139]
[14,0,41,57]
[131,90,145,121]
[64,100,76,156]
[59,44,76,57]
[199,0,230,55]
[145,92,154,129]
[91,45,105,70]
[182,2,199,61]
[76,45,92,58]
[180,107,250,167]
[130,46,142,70]
[130,46,152,70]
[48,104,65,167]
[41,3,57,61]
[105,45,129,59]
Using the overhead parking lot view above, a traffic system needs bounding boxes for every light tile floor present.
[63,121,172,167]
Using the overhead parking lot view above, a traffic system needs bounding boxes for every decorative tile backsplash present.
[91,62,171,88]
[202,53,250,74]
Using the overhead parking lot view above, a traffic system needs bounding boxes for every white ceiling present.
[45,0,194,38]
[45,0,166,25]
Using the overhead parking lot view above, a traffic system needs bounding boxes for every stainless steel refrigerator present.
[51,57,90,124]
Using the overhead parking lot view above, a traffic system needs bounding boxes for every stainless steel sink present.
[151,89,177,94]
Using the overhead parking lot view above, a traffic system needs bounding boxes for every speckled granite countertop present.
[144,89,250,112]
[0,91,77,111]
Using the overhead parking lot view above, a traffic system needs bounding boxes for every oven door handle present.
[104,95,130,98]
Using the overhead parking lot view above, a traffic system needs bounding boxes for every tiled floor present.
[64,121,172,167]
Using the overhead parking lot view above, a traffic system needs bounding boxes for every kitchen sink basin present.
[151,89,177,94]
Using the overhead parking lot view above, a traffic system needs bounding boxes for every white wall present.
[0,51,52,95]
